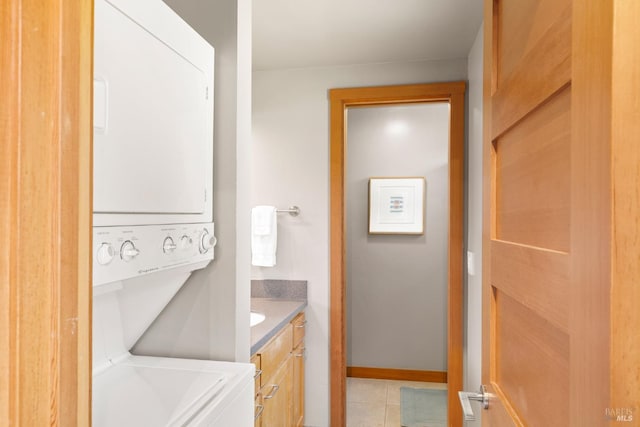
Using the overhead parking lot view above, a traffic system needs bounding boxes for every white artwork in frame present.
[368,177,425,234]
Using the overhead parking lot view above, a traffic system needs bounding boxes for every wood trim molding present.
[447,90,465,427]
[0,1,93,425]
[347,367,447,384]
[481,0,496,394]
[329,82,466,427]
[610,0,640,413]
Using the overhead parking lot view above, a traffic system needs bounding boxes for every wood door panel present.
[497,0,570,84]
[493,3,571,139]
[496,292,570,427]
[491,241,569,332]
[495,86,571,252]
[482,388,522,426]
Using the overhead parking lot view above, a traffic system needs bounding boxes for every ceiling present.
[253,0,483,71]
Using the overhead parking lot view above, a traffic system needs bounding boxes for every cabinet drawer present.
[259,323,293,384]
[292,312,306,347]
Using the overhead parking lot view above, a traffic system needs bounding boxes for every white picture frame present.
[368,177,425,234]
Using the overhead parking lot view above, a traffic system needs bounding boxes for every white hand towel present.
[251,206,277,267]
[252,205,273,235]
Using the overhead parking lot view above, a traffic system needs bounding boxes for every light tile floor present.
[346,377,447,427]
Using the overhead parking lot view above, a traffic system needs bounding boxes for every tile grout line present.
[385,380,393,427]
[383,380,388,427]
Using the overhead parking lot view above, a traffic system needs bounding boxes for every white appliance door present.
[94,0,209,215]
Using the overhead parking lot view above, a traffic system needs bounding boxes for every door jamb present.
[329,82,466,427]
[0,0,93,425]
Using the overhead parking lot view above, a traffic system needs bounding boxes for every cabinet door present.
[251,354,262,396]
[262,357,292,427]
[292,342,305,427]
[254,392,263,427]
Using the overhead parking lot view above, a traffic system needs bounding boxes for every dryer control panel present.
[93,223,215,286]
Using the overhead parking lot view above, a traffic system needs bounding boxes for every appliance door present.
[94,0,211,217]
[92,356,253,427]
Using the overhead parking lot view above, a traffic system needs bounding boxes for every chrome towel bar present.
[276,206,300,216]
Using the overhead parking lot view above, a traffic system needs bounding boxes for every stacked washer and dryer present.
[92,0,253,425]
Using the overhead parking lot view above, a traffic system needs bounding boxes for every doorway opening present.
[329,82,466,427]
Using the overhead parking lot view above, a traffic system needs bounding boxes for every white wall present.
[464,25,483,427]
[251,59,467,427]
[346,103,449,372]
[133,0,252,363]
[235,0,252,363]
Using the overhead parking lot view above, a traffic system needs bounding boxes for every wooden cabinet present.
[262,356,292,426]
[251,354,263,427]
[291,313,305,427]
[253,311,306,427]
[254,392,263,427]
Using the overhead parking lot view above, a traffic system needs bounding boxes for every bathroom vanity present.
[250,281,307,427]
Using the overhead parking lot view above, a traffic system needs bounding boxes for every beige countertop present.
[250,298,306,355]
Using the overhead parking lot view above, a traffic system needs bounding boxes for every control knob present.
[180,235,193,250]
[199,229,217,254]
[163,236,177,254]
[120,240,140,262]
[96,243,115,265]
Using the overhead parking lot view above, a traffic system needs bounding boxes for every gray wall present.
[133,0,252,363]
[464,25,483,427]
[346,104,449,371]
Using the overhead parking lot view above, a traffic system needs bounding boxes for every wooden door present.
[483,0,639,426]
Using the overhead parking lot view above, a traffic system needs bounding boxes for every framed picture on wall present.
[368,177,425,234]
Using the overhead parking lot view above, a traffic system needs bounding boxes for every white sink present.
[250,311,265,327]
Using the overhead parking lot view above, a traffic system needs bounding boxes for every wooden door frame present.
[329,82,466,427]
[1,0,92,425]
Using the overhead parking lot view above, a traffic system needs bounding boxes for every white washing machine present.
[92,1,253,425]
[92,225,253,427]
